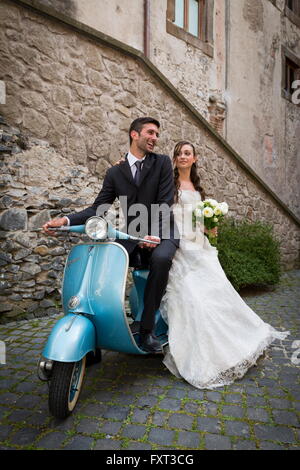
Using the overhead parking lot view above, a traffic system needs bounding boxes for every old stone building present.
[0,0,299,321]
[33,0,300,219]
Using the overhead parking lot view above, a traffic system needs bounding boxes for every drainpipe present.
[225,0,230,140]
[144,0,150,58]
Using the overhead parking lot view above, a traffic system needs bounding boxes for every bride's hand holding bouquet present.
[193,198,229,246]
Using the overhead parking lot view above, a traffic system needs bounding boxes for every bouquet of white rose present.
[192,198,229,246]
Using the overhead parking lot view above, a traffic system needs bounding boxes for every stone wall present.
[17,0,299,221]
[0,0,299,323]
[0,116,102,322]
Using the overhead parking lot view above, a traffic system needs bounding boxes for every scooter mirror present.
[85,216,108,240]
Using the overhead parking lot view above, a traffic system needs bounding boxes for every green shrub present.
[217,218,281,291]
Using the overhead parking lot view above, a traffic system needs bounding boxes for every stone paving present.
[0,270,299,450]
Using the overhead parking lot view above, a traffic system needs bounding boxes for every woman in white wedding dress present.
[161,141,289,389]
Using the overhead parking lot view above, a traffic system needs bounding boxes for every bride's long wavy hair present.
[173,141,206,203]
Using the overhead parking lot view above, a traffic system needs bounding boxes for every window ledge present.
[166,20,213,58]
[285,6,300,28]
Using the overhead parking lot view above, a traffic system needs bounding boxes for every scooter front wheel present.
[48,356,86,419]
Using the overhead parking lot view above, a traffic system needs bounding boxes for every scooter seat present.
[133,265,150,270]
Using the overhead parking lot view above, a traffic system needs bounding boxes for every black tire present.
[48,356,86,419]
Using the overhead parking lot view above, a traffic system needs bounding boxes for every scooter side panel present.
[62,243,147,354]
[42,314,95,362]
[62,244,95,315]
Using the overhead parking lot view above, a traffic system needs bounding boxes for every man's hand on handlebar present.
[139,235,160,249]
[42,217,68,236]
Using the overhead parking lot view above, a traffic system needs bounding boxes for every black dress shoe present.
[140,332,162,353]
[130,321,141,335]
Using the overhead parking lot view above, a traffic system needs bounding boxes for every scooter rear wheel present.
[48,356,86,419]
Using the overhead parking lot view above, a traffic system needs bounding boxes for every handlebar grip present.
[47,225,85,233]
[47,226,70,231]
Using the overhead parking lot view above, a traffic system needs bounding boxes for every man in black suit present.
[43,117,179,352]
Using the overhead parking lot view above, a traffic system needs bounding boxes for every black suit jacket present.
[68,153,180,250]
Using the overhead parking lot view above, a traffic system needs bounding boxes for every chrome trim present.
[68,295,80,309]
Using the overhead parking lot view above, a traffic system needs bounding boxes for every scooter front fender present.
[42,314,96,363]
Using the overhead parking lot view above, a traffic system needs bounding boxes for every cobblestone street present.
[0,271,299,451]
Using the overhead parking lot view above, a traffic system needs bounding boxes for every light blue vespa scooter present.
[38,216,168,419]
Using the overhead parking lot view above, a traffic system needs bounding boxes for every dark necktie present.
[134,160,143,185]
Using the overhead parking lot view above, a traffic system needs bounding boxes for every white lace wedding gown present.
[161,190,289,389]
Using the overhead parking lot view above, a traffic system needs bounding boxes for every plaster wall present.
[226,0,300,219]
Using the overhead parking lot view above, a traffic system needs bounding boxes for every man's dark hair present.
[129,117,160,145]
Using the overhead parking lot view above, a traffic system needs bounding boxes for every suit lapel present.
[118,153,155,187]
[138,153,155,187]
[118,153,134,185]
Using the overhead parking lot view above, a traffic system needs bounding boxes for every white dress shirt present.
[127,151,146,179]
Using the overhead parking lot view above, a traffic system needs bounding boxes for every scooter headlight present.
[85,217,108,240]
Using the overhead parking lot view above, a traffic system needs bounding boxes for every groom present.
[43,117,179,352]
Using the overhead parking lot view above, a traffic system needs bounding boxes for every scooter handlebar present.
[38,221,160,244]
[47,225,86,233]
[108,226,160,245]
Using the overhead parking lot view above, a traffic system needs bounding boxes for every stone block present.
[205,433,232,450]
[177,431,201,448]
[87,69,110,90]
[28,210,51,231]
[0,252,12,264]
[67,62,86,84]
[148,428,175,446]
[52,86,72,108]
[0,208,27,231]
[0,303,14,313]
[34,245,49,256]
[20,262,41,276]
[121,424,147,440]
[48,109,69,134]
[23,109,49,138]
[20,90,47,112]
[14,248,31,260]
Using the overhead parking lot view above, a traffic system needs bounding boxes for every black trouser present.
[129,240,178,332]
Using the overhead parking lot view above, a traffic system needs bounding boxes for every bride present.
[161,141,289,389]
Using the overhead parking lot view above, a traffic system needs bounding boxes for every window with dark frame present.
[285,0,300,27]
[287,0,300,16]
[174,0,204,39]
[166,0,214,57]
[282,48,300,104]
[285,59,297,95]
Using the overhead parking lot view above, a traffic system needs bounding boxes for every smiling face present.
[174,143,197,169]
[130,123,160,156]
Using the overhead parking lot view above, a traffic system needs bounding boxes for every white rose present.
[194,208,203,217]
[203,207,214,218]
[219,202,229,215]
[195,201,204,209]
[213,217,218,222]
[205,198,218,208]
[214,205,222,216]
